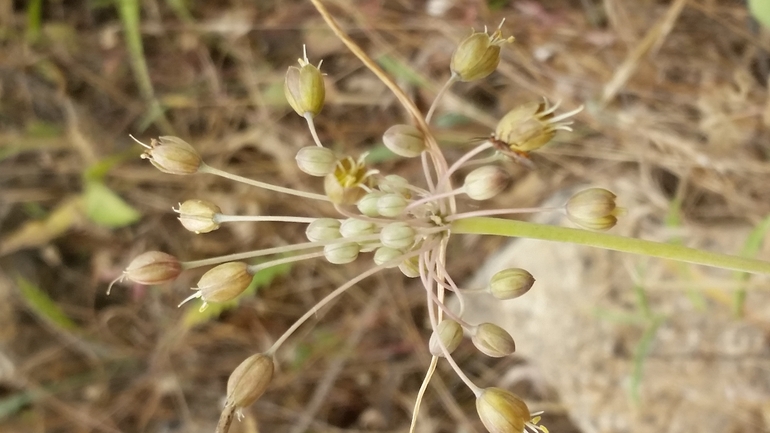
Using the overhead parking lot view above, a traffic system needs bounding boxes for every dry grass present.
[1,0,770,432]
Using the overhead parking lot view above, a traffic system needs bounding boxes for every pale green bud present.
[226,353,275,409]
[194,262,253,304]
[379,174,412,197]
[284,55,325,117]
[464,166,510,200]
[488,268,534,300]
[450,28,514,82]
[324,242,360,264]
[377,193,408,217]
[472,323,516,358]
[175,199,221,234]
[399,256,420,278]
[476,387,530,433]
[140,136,202,175]
[340,218,376,238]
[373,246,403,268]
[296,146,336,177]
[565,188,620,231]
[379,222,416,250]
[429,319,463,357]
[306,218,341,242]
[357,191,384,217]
[382,124,425,158]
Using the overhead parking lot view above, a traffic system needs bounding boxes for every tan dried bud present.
[226,353,275,409]
[382,124,425,158]
[450,26,514,82]
[324,155,375,205]
[429,319,464,357]
[565,188,620,231]
[113,251,182,294]
[493,100,583,154]
[464,166,510,200]
[139,136,202,175]
[472,323,516,358]
[488,268,534,300]
[193,262,253,306]
[175,199,221,234]
[296,146,336,177]
[476,387,530,433]
[284,52,325,117]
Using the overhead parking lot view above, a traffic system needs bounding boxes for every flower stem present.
[215,215,318,224]
[304,113,324,147]
[451,217,770,275]
[199,163,329,202]
[425,75,458,124]
[266,248,424,356]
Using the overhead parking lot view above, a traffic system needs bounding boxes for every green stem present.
[451,217,770,275]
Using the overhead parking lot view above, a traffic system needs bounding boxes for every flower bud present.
[140,136,201,175]
[476,387,530,433]
[357,191,384,217]
[324,155,374,205]
[493,100,583,154]
[193,262,253,305]
[175,199,221,234]
[399,256,421,278]
[429,319,463,357]
[472,323,515,358]
[382,124,425,158]
[324,242,360,264]
[226,353,275,409]
[450,27,514,82]
[379,174,412,197]
[488,268,534,300]
[565,188,620,231]
[306,218,342,242]
[112,251,182,294]
[296,146,336,176]
[373,246,403,268]
[464,166,510,200]
[340,218,376,238]
[284,54,325,117]
[377,193,408,217]
[379,222,416,250]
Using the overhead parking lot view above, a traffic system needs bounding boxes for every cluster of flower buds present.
[112,18,602,433]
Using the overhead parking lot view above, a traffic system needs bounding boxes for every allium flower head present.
[117,26,597,433]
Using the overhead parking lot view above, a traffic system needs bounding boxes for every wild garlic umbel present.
[110,2,770,433]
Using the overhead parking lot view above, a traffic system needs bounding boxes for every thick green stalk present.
[451,217,770,275]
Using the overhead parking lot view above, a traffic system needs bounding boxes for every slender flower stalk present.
[214,215,319,224]
[198,164,329,202]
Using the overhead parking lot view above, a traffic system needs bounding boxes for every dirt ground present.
[2,0,770,432]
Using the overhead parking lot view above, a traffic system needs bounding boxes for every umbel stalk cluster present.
[111,6,770,433]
